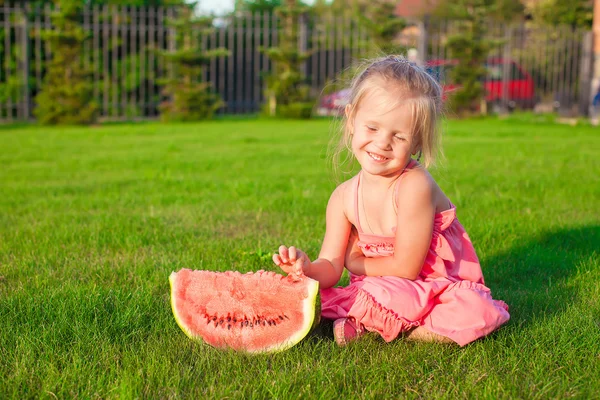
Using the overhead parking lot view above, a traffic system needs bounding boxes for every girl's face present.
[347,86,417,178]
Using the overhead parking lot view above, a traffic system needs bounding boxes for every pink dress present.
[321,164,510,346]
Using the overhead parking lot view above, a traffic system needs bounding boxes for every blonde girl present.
[273,55,509,346]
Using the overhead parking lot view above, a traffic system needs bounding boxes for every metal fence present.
[0,4,593,122]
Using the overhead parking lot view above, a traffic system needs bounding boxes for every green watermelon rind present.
[169,270,320,354]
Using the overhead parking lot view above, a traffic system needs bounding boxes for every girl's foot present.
[333,318,365,346]
[404,327,454,344]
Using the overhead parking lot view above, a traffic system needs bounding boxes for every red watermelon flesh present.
[169,269,320,353]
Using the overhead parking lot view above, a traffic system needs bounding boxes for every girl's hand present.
[272,245,311,277]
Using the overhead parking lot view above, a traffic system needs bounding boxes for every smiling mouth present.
[367,152,388,161]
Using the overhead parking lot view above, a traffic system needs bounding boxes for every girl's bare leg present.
[404,327,454,344]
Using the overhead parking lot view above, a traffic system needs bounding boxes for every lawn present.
[1,116,599,398]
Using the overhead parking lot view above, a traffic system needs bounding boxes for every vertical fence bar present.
[34,4,42,103]
[335,14,342,75]
[0,5,4,119]
[130,6,137,118]
[218,18,226,111]
[542,27,550,103]
[569,29,580,112]
[538,25,547,103]
[311,15,320,91]
[150,7,156,118]
[209,18,217,111]
[319,16,327,90]
[21,4,30,120]
[342,16,351,73]
[563,27,573,112]
[298,12,307,85]
[199,16,206,85]
[167,7,175,116]
[111,7,118,118]
[139,6,146,118]
[244,12,252,112]
[252,12,260,111]
[226,15,234,112]
[551,29,559,106]
[4,2,13,121]
[14,5,21,120]
[92,5,99,108]
[327,17,334,83]
[236,14,243,113]
[556,26,566,112]
[83,5,90,79]
[516,24,524,108]
[120,7,127,119]
[102,5,109,118]
[351,15,358,64]
[501,26,512,110]
[578,31,592,115]
[155,7,162,118]
[418,18,427,66]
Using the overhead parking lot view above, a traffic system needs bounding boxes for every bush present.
[277,102,314,119]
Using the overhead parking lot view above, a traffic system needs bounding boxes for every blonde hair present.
[330,55,444,180]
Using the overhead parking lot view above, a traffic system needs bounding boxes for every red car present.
[426,58,536,110]
[316,88,351,117]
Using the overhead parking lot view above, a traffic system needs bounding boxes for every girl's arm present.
[274,184,352,289]
[346,171,436,280]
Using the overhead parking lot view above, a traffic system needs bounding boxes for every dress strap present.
[354,171,364,234]
[393,159,418,214]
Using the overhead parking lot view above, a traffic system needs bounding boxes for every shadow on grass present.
[482,225,599,327]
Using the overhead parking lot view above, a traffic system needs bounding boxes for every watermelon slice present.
[169,269,320,353]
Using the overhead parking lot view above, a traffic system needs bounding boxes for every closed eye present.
[394,134,406,141]
[366,125,377,132]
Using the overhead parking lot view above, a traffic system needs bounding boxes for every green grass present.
[1,116,599,398]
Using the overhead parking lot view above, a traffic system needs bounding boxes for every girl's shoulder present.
[328,174,359,216]
[399,163,435,187]
[396,164,449,211]
[332,174,359,198]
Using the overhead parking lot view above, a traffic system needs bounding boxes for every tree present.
[432,0,502,115]
[531,0,592,28]
[157,3,229,121]
[352,0,407,55]
[261,0,313,118]
[34,0,98,124]
[319,0,407,95]
[234,0,282,14]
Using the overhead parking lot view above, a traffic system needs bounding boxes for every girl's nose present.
[374,132,392,150]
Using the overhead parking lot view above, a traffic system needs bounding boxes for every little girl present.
[273,55,510,346]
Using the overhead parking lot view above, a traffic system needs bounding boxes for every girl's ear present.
[344,104,352,118]
[411,143,421,156]
[345,104,354,131]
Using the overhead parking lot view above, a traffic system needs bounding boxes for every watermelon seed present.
[227,317,231,322]
[279,316,284,320]
[227,324,231,330]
